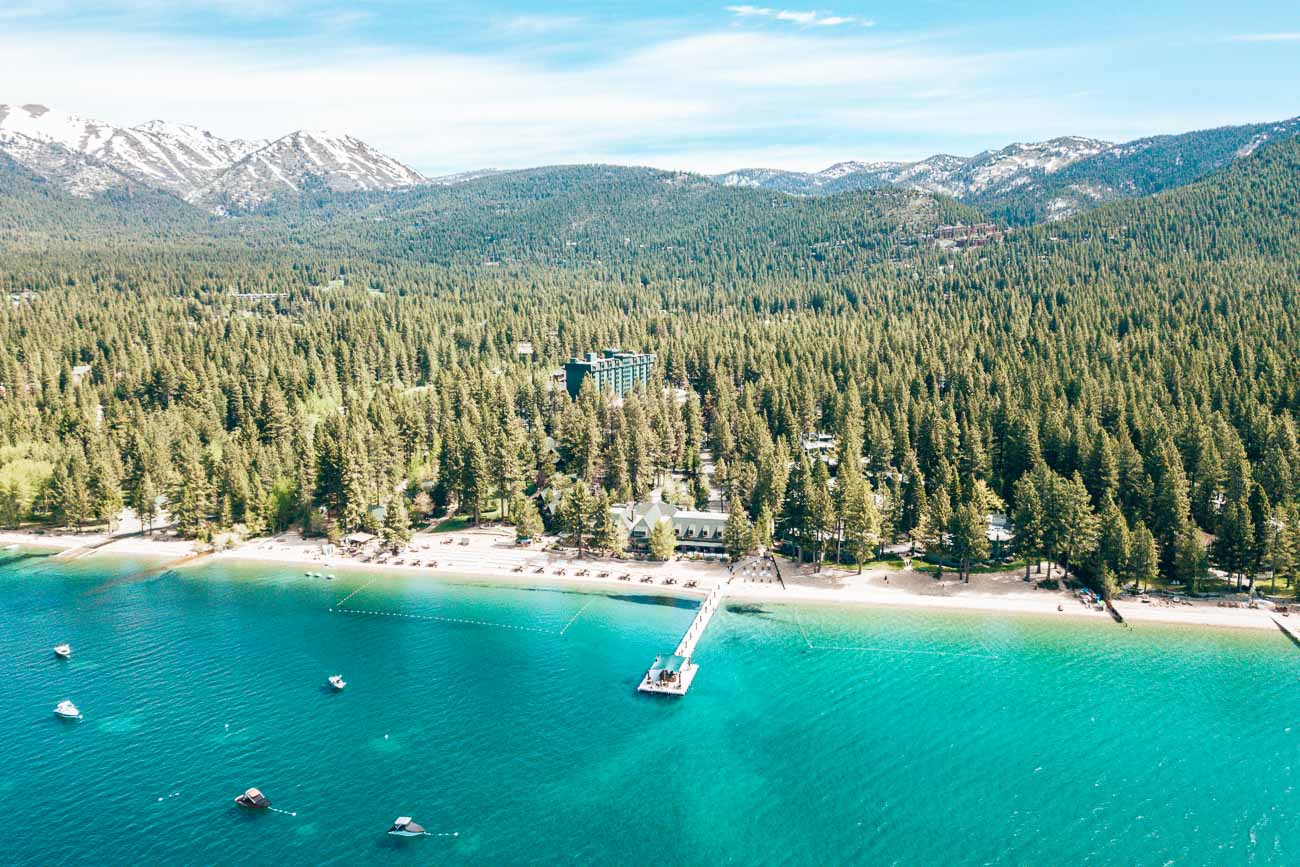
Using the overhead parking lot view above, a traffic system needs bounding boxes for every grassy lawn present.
[428,504,504,534]
[913,559,1026,575]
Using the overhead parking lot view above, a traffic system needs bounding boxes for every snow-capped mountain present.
[711,122,1300,221]
[713,138,1112,198]
[0,103,426,211]
[196,130,427,210]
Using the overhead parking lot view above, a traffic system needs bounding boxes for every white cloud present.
[1228,32,1300,43]
[725,5,871,28]
[501,14,584,35]
[0,14,1226,176]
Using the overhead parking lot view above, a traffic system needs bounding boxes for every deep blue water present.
[2,547,1297,865]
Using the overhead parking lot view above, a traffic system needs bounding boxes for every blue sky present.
[2,0,1297,174]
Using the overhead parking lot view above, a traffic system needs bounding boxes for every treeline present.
[1,139,1299,595]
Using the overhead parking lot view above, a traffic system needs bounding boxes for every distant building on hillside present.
[564,348,655,398]
[611,501,727,556]
[926,223,1004,249]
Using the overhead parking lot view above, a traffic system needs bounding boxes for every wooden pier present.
[638,585,725,696]
[1272,616,1300,649]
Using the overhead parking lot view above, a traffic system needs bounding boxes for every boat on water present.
[328,674,346,690]
[326,574,336,580]
[53,643,72,659]
[54,700,81,719]
[3,543,17,551]
[234,788,270,809]
[387,816,426,837]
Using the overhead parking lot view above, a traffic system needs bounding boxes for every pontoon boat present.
[234,787,270,809]
[387,816,426,837]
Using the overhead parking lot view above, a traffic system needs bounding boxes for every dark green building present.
[564,349,656,398]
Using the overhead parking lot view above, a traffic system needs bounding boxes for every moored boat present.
[53,643,72,659]
[387,816,426,836]
[234,787,270,809]
[54,700,81,719]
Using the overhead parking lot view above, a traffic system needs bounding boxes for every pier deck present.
[638,586,724,696]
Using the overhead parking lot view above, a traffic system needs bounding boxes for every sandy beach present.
[1,527,1285,633]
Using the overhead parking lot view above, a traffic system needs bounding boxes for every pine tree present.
[511,494,544,541]
[383,496,412,547]
[1214,494,1255,590]
[1128,521,1158,592]
[921,486,952,578]
[1057,472,1100,581]
[1012,468,1046,580]
[52,448,92,529]
[752,504,774,552]
[809,459,833,570]
[558,482,594,556]
[840,469,880,573]
[778,453,814,562]
[948,500,989,582]
[724,495,754,562]
[169,437,212,538]
[459,429,489,525]
[648,517,677,561]
[1175,524,1207,594]
[1096,495,1131,583]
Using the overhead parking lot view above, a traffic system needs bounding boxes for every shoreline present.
[1,528,1286,634]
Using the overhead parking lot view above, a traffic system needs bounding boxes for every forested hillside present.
[0,154,213,241]
[1,137,1297,596]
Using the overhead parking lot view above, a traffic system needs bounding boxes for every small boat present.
[328,675,346,690]
[54,700,81,719]
[387,816,426,837]
[234,787,270,809]
[326,574,336,580]
[54,643,72,659]
[3,543,17,551]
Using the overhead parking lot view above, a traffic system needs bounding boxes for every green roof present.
[652,654,687,673]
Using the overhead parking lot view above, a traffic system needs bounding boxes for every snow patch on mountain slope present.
[0,130,129,196]
[195,130,427,209]
[0,103,427,210]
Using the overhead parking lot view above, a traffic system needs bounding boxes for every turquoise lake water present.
[2,546,1298,865]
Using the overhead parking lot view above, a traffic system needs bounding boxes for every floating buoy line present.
[791,608,1000,660]
[328,580,593,638]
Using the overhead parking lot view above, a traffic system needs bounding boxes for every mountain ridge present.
[0,103,426,212]
[712,120,1300,221]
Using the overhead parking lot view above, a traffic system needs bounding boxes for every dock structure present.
[638,585,725,696]
[1273,616,1300,648]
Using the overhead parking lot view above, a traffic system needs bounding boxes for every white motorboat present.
[54,700,81,719]
[53,643,72,659]
[328,674,346,690]
[3,543,17,551]
[326,574,336,580]
[387,816,426,837]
